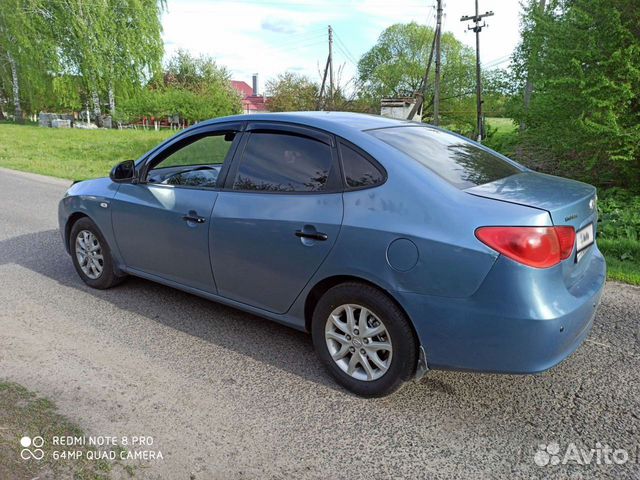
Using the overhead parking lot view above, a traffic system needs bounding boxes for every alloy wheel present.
[75,230,104,280]
[324,304,393,381]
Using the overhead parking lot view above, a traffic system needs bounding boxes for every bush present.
[116,86,241,124]
[597,188,640,242]
[509,0,640,188]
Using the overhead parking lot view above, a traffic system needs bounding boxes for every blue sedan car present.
[59,112,606,397]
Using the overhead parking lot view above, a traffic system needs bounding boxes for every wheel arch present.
[64,211,90,252]
[303,275,418,339]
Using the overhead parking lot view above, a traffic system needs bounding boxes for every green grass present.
[486,117,517,133]
[596,188,640,285]
[598,239,640,285]
[0,381,133,479]
[484,117,519,156]
[0,124,175,180]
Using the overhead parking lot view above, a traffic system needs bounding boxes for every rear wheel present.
[312,282,417,397]
[69,217,125,289]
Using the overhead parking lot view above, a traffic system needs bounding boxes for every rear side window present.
[233,132,333,192]
[368,126,522,189]
[339,143,384,189]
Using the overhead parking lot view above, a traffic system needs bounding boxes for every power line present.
[483,54,511,68]
[333,31,358,65]
[334,44,356,68]
[267,31,326,50]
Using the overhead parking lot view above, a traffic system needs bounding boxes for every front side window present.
[147,132,236,188]
[340,143,384,189]
[155,133,235,169]
[233,132,333,192]
[368,126,522,189]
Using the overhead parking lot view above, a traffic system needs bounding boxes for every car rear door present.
[111,123,243,293]
[211,122,343,314]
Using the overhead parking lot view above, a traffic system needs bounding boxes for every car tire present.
[69,216,125,289]
[312,282,418,397]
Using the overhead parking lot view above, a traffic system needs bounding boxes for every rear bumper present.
[397,246,606,373]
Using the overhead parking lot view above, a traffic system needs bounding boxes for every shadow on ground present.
[1,228,637,403]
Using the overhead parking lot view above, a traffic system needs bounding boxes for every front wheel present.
[312,282,418,397]
[69,217,125,289]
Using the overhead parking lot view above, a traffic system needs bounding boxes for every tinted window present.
[156,133,235,169]
[233,133,333,192]
[369,127,522,189]
[340,143,384,189]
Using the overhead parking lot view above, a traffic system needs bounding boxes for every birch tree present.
[0,0,165,122]
[0,0,56,120]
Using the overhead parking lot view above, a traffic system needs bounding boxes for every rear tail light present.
[475,226,576,268]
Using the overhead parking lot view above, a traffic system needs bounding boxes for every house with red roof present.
[231,74,269,114]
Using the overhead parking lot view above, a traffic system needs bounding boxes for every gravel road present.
[1,167,639,479]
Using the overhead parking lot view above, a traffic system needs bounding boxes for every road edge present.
[0,167,72,187]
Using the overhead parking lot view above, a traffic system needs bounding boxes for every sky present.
[162,0,523,93]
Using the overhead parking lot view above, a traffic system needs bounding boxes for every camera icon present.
[534,442,561,466]
[20,436,45,460]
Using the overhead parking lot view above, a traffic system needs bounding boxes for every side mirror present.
[110,160,136,183]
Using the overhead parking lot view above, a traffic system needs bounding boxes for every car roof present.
[198,111,421,135]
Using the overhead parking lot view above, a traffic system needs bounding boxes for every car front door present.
[111,123,242,293]
[211,123,343,314]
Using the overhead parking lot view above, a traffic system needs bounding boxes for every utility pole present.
[317,56,330,110]
[407,12,438,120]
[461,0,493,142]
[328,25,334,110]
[433,0,443,125]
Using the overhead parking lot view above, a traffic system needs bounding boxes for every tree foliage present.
[0,0,58,118]
[116,50,242,123]
[356,22,476,127]
[163,50,232,92]
[482,68,517,118]
[265,72,319,112]
[0,0,165,118]
[510,0,640,187]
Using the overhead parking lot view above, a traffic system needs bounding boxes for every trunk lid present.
[466,171,596,229]
[466,171,598,282]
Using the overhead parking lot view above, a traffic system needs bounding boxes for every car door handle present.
[182,214,206,224]
[295,230,328,241]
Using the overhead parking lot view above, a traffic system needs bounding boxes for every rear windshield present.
[368,126,522,189]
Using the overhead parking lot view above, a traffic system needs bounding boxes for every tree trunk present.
[7,53,23,123]
[108,85,116,117]
[91,90,103,127]
[520,0,547,132]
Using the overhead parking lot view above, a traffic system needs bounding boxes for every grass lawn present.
[486,117,516,133]
[0,123,175,181]
[0,381,133,479]
[484,117,519,156]
[598,239,640,285]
